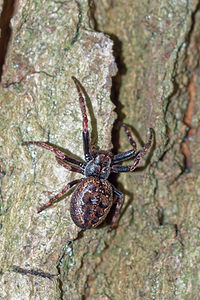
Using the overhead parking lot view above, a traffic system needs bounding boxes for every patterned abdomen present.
[70,177,113,229]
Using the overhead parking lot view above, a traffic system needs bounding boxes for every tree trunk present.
[0,0,200,299]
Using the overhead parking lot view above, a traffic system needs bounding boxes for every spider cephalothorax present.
[23,77,154,230]
[84,151,113,179]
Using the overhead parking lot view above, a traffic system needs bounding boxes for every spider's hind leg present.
[109,188,124,231]
[37,179,82,213]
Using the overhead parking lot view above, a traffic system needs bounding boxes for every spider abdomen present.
[70,177,113,229]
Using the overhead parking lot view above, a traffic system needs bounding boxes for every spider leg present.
[91,145,96,158]
[56,157,84,174]
[113,149,136,164]
[119,122,137,150]
[37,178,83,213]
[109,188,124,230]
[112,128,154,173]
[22,141,86,169]
[72,76,91,162]
[113,123,137,163]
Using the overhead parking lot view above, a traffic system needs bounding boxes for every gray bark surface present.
[0,0,200,299]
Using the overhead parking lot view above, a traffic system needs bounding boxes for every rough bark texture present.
[0,0,200,299]
[0,1,116,299]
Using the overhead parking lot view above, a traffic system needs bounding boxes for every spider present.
[22,77,153,230]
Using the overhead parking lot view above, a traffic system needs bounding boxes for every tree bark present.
[0,0,200,299]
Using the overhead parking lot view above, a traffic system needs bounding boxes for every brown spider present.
[22,77,153,230]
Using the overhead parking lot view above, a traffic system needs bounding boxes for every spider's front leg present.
[56,157,84,174]
[22,141,86,169]
[37,179,82,213]
[72,77,91,162]
[129,127,154,172]
[112,128,154,173]
[113,123,137,164]
[119,122,137,150]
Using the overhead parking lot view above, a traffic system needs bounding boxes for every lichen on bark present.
[0,0,116,299]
